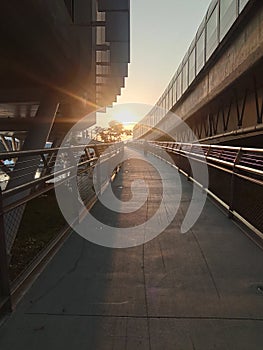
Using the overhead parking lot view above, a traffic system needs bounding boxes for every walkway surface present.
[1,148,263,349]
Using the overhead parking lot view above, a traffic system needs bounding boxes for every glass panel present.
[196,30,205,74]
[154,109,157,125]
[165,93,168,111]
[96,65,102,74]
[168,87,173,109]
[96,76,105,84]
[150,113,154,126]
[96,26,106,45]
[157,107,161,123]
[220,0,237,41]
[206,5,219,60]
[167,90,170,110]
[161,98,165,111]
[173,80,177,104]
[97,11,106,21]
[177,73,182,100]
[97,50,110,62]
[182,62,188,94]
[96,51,102,62]
[188,49,196,85]
[160,106,165,119]
[104,65,110,74]
[239,0,250,12]
[155,109,158,125]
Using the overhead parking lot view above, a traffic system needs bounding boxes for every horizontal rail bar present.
[0,142,119,159]
[148,140,263,238]
[152,141,263,177]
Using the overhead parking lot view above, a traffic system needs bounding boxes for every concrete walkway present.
[1,148,263,349]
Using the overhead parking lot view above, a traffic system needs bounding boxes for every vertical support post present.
[11,137,17,152]
[236,90,247,128]
[6,93,59,193]
[67,148,80,224]
[93,146,101,196]
[0,190,12,313]
[4,92,60,254]
[0,135,10,152]
[229,148,242,218]
[254,77,263,124]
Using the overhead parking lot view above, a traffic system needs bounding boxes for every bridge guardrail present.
[152,141,263,240]
[0,142,123,314]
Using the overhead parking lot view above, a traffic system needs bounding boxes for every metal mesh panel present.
[208,165,232,204]
[169,152,192,176]
[179,154,192,176]
[4,205,25,254]
[233,175,263,232]
[77,168,95,205]
[156,142,263,235]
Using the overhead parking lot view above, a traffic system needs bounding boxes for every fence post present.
[93,146,102,196]
[0,189,12,313]
[229,148,242,218]
[67,148,80,224]
[204,145,212,191]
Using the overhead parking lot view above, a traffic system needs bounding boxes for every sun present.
[96,103,153,129]
[112,106,141,125]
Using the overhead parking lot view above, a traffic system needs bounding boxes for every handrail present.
[152,141,263,176]
[0,142,118,160]
[148,140,263,240]
[0,142,124,210]
[0,142,124,313]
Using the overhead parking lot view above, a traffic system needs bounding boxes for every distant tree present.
[98,120,132,143]
[92,126,103,141]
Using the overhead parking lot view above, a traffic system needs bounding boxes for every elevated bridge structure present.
[134,0,263,147]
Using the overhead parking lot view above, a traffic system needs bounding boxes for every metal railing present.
[151,141,263,238]
[0,142,123,313]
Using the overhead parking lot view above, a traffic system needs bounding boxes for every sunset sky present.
[96,0,211,128]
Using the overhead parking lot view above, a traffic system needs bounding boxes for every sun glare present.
[96,103,152,130]
[113,108,139,125]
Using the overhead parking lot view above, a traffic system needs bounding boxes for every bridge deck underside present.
[0,149,263,349]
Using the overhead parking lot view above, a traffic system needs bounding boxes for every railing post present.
[0,189,12,313]
[93,146,102,196]
[93,145,100,159]
[229,148,242,218]
[204,145,212,191]
[67,148,80,224]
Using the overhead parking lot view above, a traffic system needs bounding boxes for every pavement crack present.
[28,240,86,305]
[24,312,263,322]
[142,240,152,350]
[191,230,221,300]
[158,239,166,272]
[189,336,196,350]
